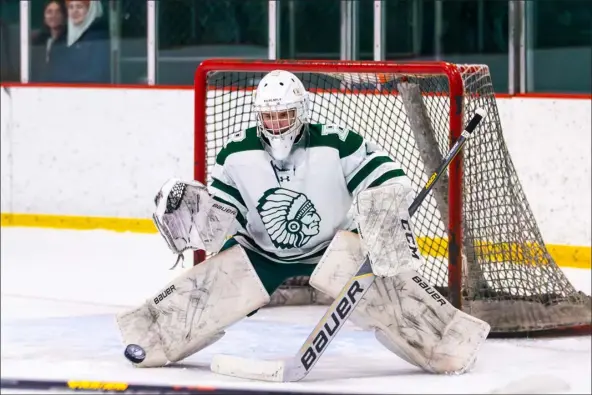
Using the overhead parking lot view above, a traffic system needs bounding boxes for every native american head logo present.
[257,188,321,249]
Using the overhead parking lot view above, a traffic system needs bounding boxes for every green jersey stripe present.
[367,169,406,189]
[211,178,247,208]
[347,155,394,193]
[351,161,405,197]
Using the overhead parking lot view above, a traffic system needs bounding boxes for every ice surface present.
[1,228,591,394]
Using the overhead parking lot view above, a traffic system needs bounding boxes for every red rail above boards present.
[0,81,590,100]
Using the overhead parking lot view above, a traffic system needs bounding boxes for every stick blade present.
[210,354,289,382]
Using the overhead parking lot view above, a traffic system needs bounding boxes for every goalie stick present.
[0,377,356,395]
[211,108,488,382]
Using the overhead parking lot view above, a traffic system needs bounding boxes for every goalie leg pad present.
[116,245,271,367]
[310,231,490,374]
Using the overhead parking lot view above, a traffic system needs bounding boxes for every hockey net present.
[194,60,591,336]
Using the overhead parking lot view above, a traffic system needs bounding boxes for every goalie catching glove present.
[153,178,237,256]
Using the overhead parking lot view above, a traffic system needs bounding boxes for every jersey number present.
[322,124,349,142]
[224,130,246,148]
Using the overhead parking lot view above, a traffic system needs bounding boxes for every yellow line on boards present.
[1,213,590,269]
[0,213,157,234]
[546,244,591,270]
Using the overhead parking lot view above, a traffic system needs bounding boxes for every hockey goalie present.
[116,70,490,377]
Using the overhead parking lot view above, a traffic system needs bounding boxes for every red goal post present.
[193,59,591,337]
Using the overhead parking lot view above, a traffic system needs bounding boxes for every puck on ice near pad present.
[124,344,146,364]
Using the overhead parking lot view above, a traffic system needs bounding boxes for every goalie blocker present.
[211,181,491,381]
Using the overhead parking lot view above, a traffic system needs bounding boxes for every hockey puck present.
[124,344,146,364]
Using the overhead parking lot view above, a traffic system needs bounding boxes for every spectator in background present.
[46,0,110,83]
[31,0,67,82]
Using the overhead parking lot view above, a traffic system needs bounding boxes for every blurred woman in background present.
[31,0,67,82]
[46,0,110,83]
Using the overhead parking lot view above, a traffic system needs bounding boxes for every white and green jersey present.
[208,123,407,264]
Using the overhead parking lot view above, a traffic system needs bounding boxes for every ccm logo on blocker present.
[401,219,421,260]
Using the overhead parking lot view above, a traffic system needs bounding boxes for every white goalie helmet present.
[252,70,310,160]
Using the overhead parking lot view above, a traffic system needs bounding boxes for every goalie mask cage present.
[193,59,591,337]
